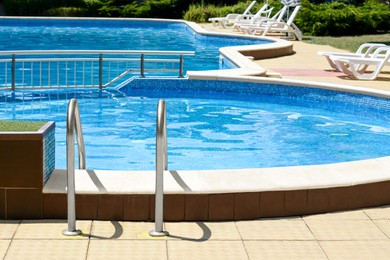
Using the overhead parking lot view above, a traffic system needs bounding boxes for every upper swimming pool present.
[0,18,270,74]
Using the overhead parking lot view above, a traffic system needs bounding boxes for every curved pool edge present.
[42,156,390,221]
[185,20,294,77]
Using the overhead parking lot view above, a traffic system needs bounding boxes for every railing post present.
[179,54,184,78]
[62,98,86,236]
[140,54,145,78]
[150,99,169,237]
[99,53,103,90]
[11,54,15,91]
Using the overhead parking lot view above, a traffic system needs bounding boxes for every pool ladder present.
[62,98,169,237]
[149,99,169,237]
[63,98,86,236]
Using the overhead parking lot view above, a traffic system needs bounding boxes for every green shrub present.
[183,3,220,23]
[45,7,88,16]
[120,0,177,18]
[295,0,390,36]
[4,0,86,16]
[97,0,120,17]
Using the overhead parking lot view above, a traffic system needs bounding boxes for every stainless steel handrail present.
[62,98,86,236]
[0,50,195,55]
[0,50,195,90]
[150,99,169,237]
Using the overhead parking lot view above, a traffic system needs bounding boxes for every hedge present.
[3,0,390,36]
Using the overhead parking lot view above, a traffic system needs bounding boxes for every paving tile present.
[168,241,248,260]
[244,241,327,260]
[373,220,390,238]
[303,209,370,220]
[87,240,167,260]
[304,219,388,240]
[320,241,390,260]
[0,221,20,239]
[5,240,88,260]
[165,221,241,241]
[0,240,11,259]
[90,221,157,240]
[364,206,390,220]
[236,219,315,240]
[14,220,91,239]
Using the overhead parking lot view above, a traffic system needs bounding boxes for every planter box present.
[0,121,55,219]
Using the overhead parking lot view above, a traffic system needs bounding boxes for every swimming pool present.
[0,18,270,75]
[2,78,390,170]
[1,18,390,171]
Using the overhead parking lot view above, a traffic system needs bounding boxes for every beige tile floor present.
[200,23,390,92]
[0,206,389,259]
[3,25,390,260]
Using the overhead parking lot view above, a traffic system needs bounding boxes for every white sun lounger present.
[330,46,390,80]
[208,0,257,29]
[240,5,302,40]
[238,5,288,33]
[232,4,273,29]
[318,43,386,71]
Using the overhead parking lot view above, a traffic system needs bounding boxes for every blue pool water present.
[1,19,390,170]
[1,79,390,170]
[0,18,270,73]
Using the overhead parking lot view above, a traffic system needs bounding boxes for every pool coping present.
[44,156,390,194]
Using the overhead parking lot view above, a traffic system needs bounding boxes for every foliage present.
[4,0,85,16]
[184,3,220,23]
[295,0,390,36]
[45,7,88,16]
[120,0,177,18]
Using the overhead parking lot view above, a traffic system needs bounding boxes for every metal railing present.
[150,99,169,237]
[0,50,194,90]
[63,98,86,236]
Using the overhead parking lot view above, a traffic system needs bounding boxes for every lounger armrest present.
[235,14,254,21]
[264,21,289,30]
[318,51,361,58]
[357,43,386,55]
[239,18,274,29]
[226,14,240,20]
[330,55,384,65]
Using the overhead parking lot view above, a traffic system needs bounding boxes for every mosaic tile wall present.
[118,78,390,121]
[43,126,55,185]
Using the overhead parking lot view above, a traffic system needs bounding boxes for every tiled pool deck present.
[4,24,390,259]
[0,206,389,259]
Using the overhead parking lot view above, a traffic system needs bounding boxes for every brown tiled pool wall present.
[41,180,390,221]
[0,122,55,219]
